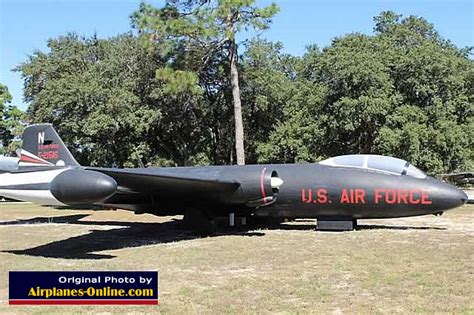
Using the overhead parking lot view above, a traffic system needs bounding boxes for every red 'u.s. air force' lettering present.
[316,189,328,203]
[301,188,432,205]
[340,189,366,204]
[301,189,328,204]
[301,189,312,203]
[374,189,432,205]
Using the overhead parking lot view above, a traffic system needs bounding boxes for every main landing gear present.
[184,210,359,234]
[183,209,265,235]
[183,208,217,235]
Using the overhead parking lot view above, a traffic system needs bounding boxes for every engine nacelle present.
[231,168,283,208]
[50,169,117,205]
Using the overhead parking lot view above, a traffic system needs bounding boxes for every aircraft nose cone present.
[446,185,468,208]
[459,189,469,205]
[429,179,469,211]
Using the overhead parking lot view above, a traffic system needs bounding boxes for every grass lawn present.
[0,203,472,314]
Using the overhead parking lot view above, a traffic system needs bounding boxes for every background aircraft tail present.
[19,124,80,169]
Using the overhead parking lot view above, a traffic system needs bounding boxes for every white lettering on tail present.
[38,132,45,144]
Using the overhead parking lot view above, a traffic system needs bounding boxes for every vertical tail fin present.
[19,124,80,169]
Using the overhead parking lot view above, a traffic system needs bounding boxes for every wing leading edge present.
[86,167,241,197]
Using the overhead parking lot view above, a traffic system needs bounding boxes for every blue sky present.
[1,0,473,111]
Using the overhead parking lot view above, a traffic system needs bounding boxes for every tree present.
[0,83,24,155]
[372,12,473,173]
[240,39,299,163]
[257,11,473,174]
[17,33,207,167]
[131,0,279,165]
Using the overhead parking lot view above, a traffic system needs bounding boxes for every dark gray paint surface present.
[85,164,467,219]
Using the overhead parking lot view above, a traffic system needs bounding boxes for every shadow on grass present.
[273,223,445,232]
[1,214,264,259]
[259,220,446,231]
[1,214,445,259]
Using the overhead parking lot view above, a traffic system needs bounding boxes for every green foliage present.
[371,12,473,173]
[0,84,12,105]
[130,0,278,77]
[131,1,279,45]
[257,11,473,174]
[0,83,24,155]
[240,39,296,162]
[18,33,206,166]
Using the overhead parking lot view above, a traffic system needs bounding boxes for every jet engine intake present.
[244,168,283,208]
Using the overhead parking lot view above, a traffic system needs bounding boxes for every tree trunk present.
[229,37,245,165]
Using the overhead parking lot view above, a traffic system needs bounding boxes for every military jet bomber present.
[0,124,468,232]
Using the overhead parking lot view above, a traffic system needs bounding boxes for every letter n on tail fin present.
[19,124,80,169]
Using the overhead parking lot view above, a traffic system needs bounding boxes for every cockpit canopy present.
[319,154,426,179]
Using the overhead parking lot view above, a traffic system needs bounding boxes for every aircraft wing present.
[86,167,241,196]
[49,165,277,211]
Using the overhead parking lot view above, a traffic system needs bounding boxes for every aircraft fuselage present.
[0,163,467,222]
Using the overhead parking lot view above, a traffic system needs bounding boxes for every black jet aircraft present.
[0,124,468,232]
